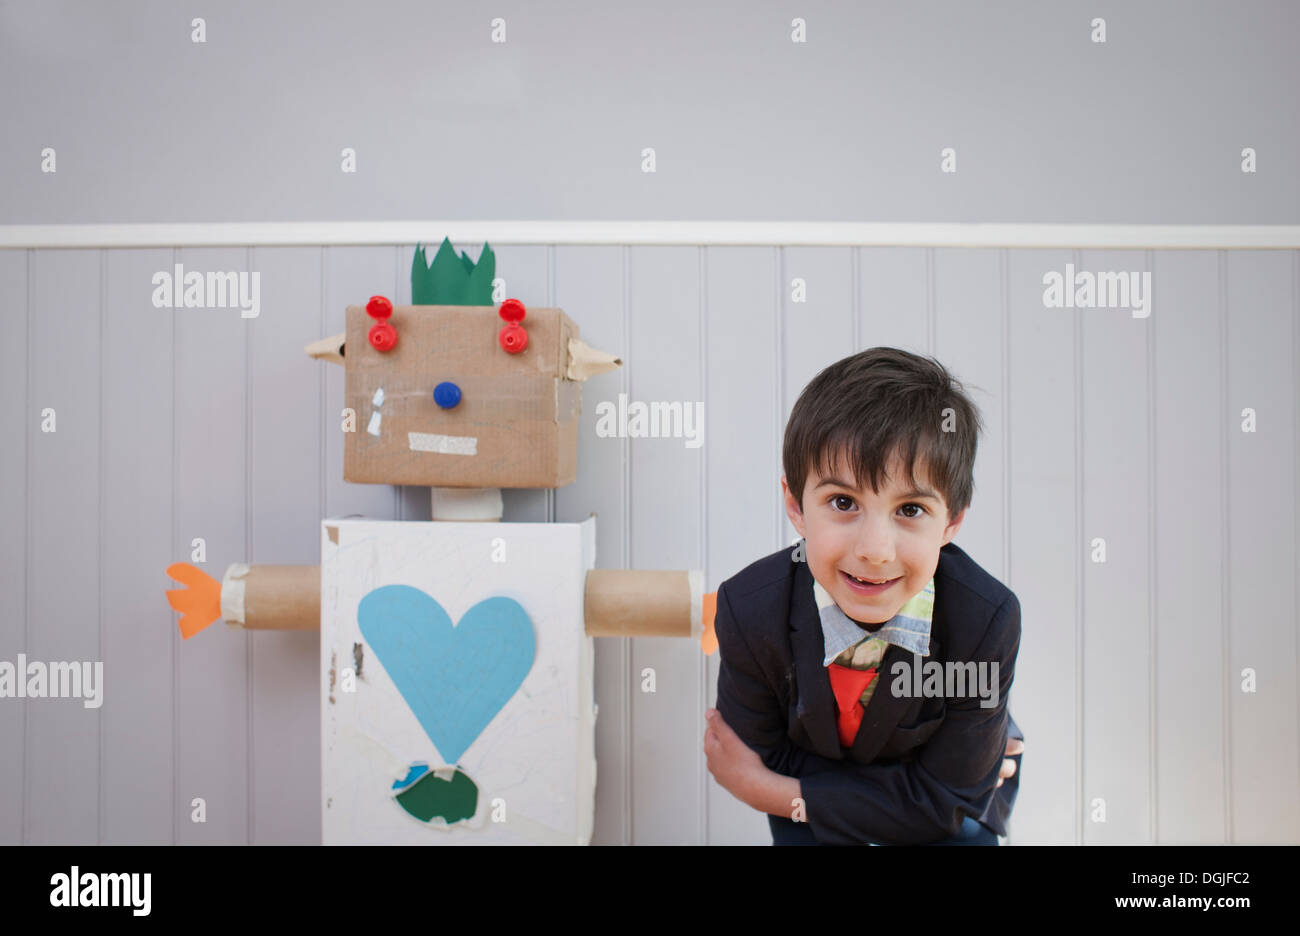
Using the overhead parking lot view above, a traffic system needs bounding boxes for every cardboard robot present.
[164,240,716,844]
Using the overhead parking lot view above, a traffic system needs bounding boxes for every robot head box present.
[306,238,621,489]
[165,240,719,658]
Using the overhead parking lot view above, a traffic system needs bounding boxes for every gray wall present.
[1,0,1297,225]
[1,0,1297,845]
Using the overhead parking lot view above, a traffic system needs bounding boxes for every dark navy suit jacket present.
[714,541,1024,845]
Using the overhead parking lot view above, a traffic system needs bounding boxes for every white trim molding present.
[1,221,1299,249]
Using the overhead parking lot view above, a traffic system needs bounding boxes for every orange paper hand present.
[166,562,222,639]
[701,591,718,656]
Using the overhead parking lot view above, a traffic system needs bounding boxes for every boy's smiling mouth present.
[839,569,900,593]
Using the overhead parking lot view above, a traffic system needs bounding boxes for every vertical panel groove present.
[1074,246,1084,844]
[1219,249,1232,842]
[1000,248,1010,589]
[621,244,632,844]
[926,248,935,355]
[1147,248,1158,843]
[698,244,708,844]
[170,246,179,844]
[97,248,105,844]
[775,247,784,547]
[548,244,556,524]
[22,248,30,845]
[320,247,327,524]
[320,246,328,844]
[999,247,1011,840]
[1294,249,1300,841]
[851,247,860,352]
[246,245,255,844]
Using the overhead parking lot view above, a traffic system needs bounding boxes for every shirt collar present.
[812,566,935,666]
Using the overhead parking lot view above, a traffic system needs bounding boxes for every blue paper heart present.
[357,585,535,765]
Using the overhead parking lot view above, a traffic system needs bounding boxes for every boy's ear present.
[941,506,967,545]
[780,475,806,536]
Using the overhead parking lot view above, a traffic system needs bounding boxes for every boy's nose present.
[852,518,896,564]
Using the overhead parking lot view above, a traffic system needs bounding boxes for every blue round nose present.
[433,381,462,409]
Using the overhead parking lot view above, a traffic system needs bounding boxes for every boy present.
[704,347,1024,845]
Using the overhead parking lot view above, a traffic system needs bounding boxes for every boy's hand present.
[704,708,766,803]
[705,708,805,819]
[996,737,1024,788]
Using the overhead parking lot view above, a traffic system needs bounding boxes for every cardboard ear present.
[305,331,346,366]
[565,337,622,380]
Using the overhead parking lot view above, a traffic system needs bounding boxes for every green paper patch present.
[411,237,495,306]
[394,766,479,825]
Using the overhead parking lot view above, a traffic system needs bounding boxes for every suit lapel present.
[788,560,843,758]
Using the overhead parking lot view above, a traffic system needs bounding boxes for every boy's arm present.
[713,584,819,781]
[715,583,1021,846]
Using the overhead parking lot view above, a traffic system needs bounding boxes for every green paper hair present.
[411,237,496,306]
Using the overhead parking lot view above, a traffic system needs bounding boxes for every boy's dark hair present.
[782,347,984,521]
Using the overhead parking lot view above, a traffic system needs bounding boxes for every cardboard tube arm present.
[221,564,321,631]
[215,563,704,636]
[584,568,703,638]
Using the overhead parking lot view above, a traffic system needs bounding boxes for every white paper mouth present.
[408,432,478,456]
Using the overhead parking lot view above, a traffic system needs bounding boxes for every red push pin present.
[498,298,528,354]
[367,295,397,351]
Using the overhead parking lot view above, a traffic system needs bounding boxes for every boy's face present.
[782,447,966,625]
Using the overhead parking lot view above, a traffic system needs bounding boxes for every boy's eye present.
[830,494,855,512]
[900,503,926,519]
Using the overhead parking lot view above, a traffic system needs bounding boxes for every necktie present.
[827,662,877,747]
